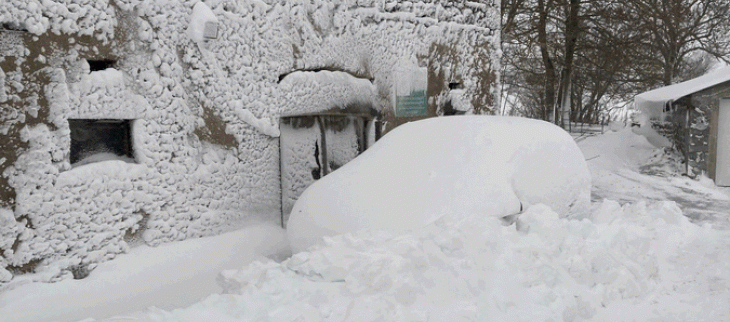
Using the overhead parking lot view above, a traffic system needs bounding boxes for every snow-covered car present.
[287,115,591,252]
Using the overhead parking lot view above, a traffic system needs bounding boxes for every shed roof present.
[635,66,730,118]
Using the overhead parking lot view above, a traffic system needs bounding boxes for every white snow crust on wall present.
[325,122,360,170]
[187,2,218,43]
[0,61,31,136]
[279,120,321,223]
[394,56,428,95]
[0,0,500,282]
[0,0,118,41]
[279,70,377,116]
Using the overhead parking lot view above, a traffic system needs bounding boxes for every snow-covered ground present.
[0,223,290,322]
[0,122,728,322]
[581,126,730,229]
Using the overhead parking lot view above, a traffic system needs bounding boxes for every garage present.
[635,67,730,184]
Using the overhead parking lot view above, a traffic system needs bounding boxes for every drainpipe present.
[686,107,691,176]
[278,120,285,228]
[318,116,329,176]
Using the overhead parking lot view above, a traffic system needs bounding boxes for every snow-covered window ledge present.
[69,119,137,168]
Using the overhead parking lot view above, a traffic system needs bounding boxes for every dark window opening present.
[87,59,117,72]
[442,99,459,116]
[278,67,374,83]
[2,22,28,32]
[448,82,463,90]
[69,119,135,166]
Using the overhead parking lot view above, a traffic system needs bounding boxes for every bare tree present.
[501,0,585,123]
[623,0,730,86]
[501,0,730,124]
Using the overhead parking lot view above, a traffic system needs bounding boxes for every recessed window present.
[69,119,135,167]
[87,59,116,72]
[448,82,463,90]
[1,22,28,32]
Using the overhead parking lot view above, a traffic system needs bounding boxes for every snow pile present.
[632,125,672,148]
[0,223,290,322]
[137,201,729,322]
[0,208,18,283]
[72,152,136,168]
[288,116,591,252]
[579,124,730,229]
[580,127,659,172]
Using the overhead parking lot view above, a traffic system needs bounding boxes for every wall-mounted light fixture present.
[203,21,218,40]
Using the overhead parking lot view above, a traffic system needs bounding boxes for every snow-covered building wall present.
[0,0,500,282]
[635,67,730,180]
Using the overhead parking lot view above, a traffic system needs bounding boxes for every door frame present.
[716,98,730,186]
[278,112,380,227]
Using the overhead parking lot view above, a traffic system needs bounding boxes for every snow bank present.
[135,200,729,322]
[0,208,18,283]
[0,223,290,322]
[631,124,672,148]
[287,116,591,252]
[580,127,659,172]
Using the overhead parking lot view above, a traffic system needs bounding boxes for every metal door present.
[279,115,372,226]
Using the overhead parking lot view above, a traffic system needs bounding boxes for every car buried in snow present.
[287,115,592,252]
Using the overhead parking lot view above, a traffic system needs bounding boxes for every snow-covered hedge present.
[287,116,591,252]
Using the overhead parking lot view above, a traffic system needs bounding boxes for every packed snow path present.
[579,127,730,229]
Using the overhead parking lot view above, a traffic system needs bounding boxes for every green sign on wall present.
[393,58,428,117]
[396,89,428,117]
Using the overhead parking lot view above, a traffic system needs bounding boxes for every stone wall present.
[691,81,730,179]
[662,80,730,177]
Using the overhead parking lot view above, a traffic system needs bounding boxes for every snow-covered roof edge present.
[635,66,730,118]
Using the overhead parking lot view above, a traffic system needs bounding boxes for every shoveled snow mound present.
[287,116,591,252]
[135,201,729,322]
[0,223,290,322]
[580,127,660,172]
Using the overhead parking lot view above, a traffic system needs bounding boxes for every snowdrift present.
[287,116,591,252]
[0,224,290,322]
[143,200,728,322]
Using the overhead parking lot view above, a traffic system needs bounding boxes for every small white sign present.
[203,21,218,40]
